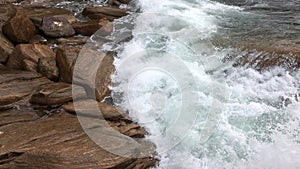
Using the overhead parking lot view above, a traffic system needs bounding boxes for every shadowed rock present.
[2,12,36,43]
[0,4,16,32]
[38,57,59,80]
[0,32,14,63]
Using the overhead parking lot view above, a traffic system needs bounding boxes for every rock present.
[0,32,14,63]
[17,7,76,27]
[73,49,115,101]
[0,4,16,31]
[30,82,86,107]
[62,100,132,122]
[0,70,51,110]
[0,63,6,69]
[53,36,88,46]
[82,6,128,21]
[41,16,75,38]
[2,12,36,43]
[38,57,59,80]
[29,34,47,44]
[7,44,55,72]
[72,18,112,36]
[0,0,17,4]
[0,110,157,168]
[56,45,81,83]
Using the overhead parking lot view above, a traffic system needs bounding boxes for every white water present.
[110,0,300,168]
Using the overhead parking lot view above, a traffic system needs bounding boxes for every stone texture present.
[41,15,75,38]
[17,7,76,27]
[30,82,86,107]
[62,100,132,122]
[29,34,47,44]
[7,44,55,72]
[2,12,36,43]
[82,6,128,21]
[0,32,14,63]
[0,4,16,32]
[72,18,112,36]
[73,49,115,101]
[53,36,88,46]
[56,45,81,83]
[38,57,59,80]
[0,110,158,168]
[0,70,51,110]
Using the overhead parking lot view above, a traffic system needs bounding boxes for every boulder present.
[41,16,75,38]
[72,18,112,36]
[2,12,36,43]
[7,44,55,72]
[0,70,51,110]
[38,57,59,80]
[82,6,128,21]
[72,49,115,101]
[0,0,17,4]
[0,32,14,63]
[30,82,86,107]
[0,4,16,31]
[56,46,81,83]
[17,7,76,27]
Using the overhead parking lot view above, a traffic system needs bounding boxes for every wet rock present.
[0,4,16,31]
[0,110,157,168]
[72,18,112,36]
[0,70,51,110]
[2,12,36,43]
[7,44,55,72]
[82,6,128,21]
[38,57,59,80]
[53,36,88,46]
[0,0,17,4]
[41,16,75,38]
[30,82,86,107]
[62,100,132,122]
[56,45,81,83]
[17,7,76,27]
[0,32,14,63]
[29,34,47,44]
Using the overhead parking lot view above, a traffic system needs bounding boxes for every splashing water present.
[110,0,300,168]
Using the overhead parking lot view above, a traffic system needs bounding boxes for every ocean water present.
[109,0,300,168]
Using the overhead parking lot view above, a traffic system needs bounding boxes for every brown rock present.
[30,82,86,106]
[0,32,14,63]
[38,57,59,80]
[82,6,128,21]
[0,110,157,168]
[0,70,51,110]
[41,16,75,38]
[0,0,17,4]
[29,34,47,44]
[72,18,112,36]
[53,36,88,45]
[0,63,6,69]
[2,12,36,43]
[7,44,55,72]
[56,45,81,83]
[62,100,132,122]
[17,7,76,27]
[0,4,16,31]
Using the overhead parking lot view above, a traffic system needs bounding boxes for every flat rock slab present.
[41,16,75,38]
[0,110,157,168]
[0,32,14,63]
[0,70,51,110]
[30,82,86,107]
[72,18,112,36]
[83,6,128,21]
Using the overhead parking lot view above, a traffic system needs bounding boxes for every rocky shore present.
[0,0,157,168]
